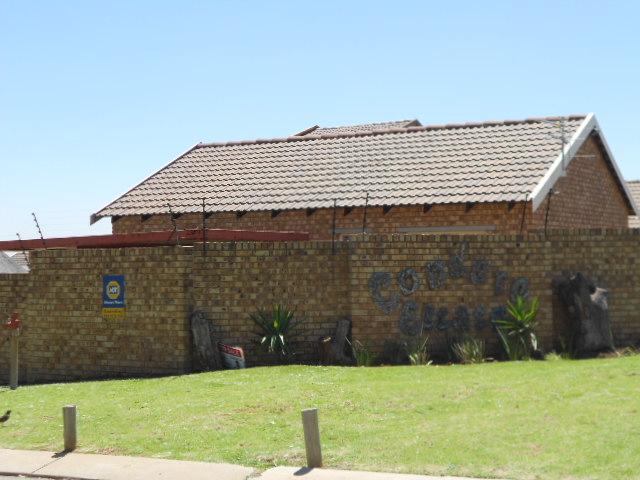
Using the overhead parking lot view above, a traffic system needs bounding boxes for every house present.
[627,181,640,228]
[91,114,637,240]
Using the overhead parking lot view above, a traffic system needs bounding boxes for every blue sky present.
[1,1,639,239]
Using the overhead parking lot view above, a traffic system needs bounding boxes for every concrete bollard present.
[63,405,77,451]
[301,408,322,468]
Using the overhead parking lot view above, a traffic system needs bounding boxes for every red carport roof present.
[0,228,309,251]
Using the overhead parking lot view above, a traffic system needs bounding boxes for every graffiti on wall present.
[367,241,530,336]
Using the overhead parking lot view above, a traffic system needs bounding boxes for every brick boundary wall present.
[0,248,193,383]
[1,229,639,383]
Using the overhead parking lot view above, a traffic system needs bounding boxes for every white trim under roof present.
[530,113,639,215]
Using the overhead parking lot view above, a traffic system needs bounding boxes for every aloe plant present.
[347,339,376,366]
[494,295,539,360]
[405,336,431,366]
[452,336,485,364]
[250,304,298,360]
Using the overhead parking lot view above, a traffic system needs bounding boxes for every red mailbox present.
[4,311,21,330]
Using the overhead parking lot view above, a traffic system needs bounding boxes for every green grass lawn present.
[1,357,639,479]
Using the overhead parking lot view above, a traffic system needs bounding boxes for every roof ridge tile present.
[196,114,586,149]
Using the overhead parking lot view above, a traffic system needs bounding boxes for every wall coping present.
[16,227,640,260]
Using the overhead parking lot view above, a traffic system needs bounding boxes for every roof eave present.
[89,142,203,225]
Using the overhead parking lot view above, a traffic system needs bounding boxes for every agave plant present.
[250,304,298,360]
[494,295,539,361]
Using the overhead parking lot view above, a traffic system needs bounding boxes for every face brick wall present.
[1,230,639,383]
[109,134,631,238]
[0,248,192,383]
[529,136,630,230]
[347,230,640,356]
[190,241,350,365]
[0,274,29,323]
[113,203,529,239]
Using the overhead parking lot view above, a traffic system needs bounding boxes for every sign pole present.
[5,312,21,389]
[9,331,19,390]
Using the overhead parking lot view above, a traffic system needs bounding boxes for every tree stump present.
[318,317,354,365]
[190,310,222,371]
[554,272,614,354]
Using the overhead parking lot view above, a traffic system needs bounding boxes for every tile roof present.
[93,115,592,219]
[627,181,640,228]
[296,119,422,136]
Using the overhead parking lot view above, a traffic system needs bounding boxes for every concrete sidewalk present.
[261,466,493,480]
[0,448,496,480]
[0,448,253,480]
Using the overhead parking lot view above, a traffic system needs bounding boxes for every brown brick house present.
[91,114,637,239]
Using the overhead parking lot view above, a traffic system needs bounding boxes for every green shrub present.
[405,336,431,366]
[347,339,376,366]
[452,336,485,364]
[250,304,298,361]
[494,295,539,361]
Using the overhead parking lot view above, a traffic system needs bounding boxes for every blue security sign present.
[102,274,126,318]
